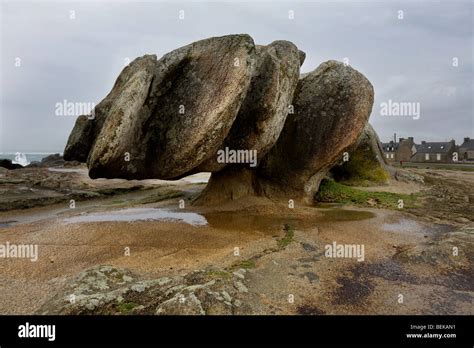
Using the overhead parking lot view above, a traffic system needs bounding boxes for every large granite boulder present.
[196,40,303,172]
[65,35,256,180]
[258,60,374,202]
[64,36,376,206]
[63,55,158,163]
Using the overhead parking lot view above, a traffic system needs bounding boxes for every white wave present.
[12,152,29,166]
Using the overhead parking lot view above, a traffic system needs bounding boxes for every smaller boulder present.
[331,124,391,185]
[259,60,375,203]
[0,159,23,170]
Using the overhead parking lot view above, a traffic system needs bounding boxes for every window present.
[385,154,389,159]
[436,153,441,161]
[425,153,430,161]
[390,154,394,159]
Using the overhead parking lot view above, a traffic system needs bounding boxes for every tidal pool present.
[203,208,375,233]
[63,208,208,226]
[319,209,375,222]
[48,168,87,173]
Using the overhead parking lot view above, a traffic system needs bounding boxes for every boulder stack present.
[64,34,376,205]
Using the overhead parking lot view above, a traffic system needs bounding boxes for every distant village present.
[382,136,474,164]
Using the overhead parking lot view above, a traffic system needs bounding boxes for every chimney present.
[464,137,470,143]
[394,133,397,143]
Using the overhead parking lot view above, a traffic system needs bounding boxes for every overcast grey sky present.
[0,0,472,152]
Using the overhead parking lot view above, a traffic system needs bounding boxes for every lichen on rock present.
[331,123,391,186]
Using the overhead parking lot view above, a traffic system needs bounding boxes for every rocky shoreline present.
[0,163,473,315]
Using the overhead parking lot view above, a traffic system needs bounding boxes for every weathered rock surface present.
[394,228,474,268]
[138,34,255,179]
[38,265,251,315]
[0,159,23,170]
[64,55,158,163]
[328,124,425,186]
[65,35,256,180]
[258,60,374,202]
[197,40,303,172]
[394,169,424,184]
[193,166,261,205]
[26,153,81,168]
[331,123,391,185]
[0,164,171,212]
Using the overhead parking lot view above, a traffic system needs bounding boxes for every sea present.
[0,152,59,166]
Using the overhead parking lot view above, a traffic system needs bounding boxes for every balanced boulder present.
[64,55,158,163]
[63,36,376,206]
[65,35,256,180]
[258,60,374,202]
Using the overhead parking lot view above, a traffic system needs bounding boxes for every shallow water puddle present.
[203,212,297,233]
[0,220,18,228]
[319,209,375,222]
[63,208,208,226]
[203,208,375,233]
[181,173,210,184]
[47,167,87,173]
[382,218,424,233]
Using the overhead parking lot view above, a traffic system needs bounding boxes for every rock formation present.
[330,123,391,185]
[257,60,374,202]
[64,34,376,205]
[26,153,81,168]
[195,40,303,173]
[330,124,426,186]
[0,159,23,170]
[66,35,256,180]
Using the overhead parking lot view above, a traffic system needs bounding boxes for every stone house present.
[382,137,417,163]
[381,141,398,162]
[458,137,474,161]
[397,137,417,162]
[411,140,456,163]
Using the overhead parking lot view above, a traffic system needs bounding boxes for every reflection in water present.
[319,209,375,222]
[203,209,375,233]
[62,206,375,231]
[203,212,298,233]
[48,168,87,173]
[63,208,208,226]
